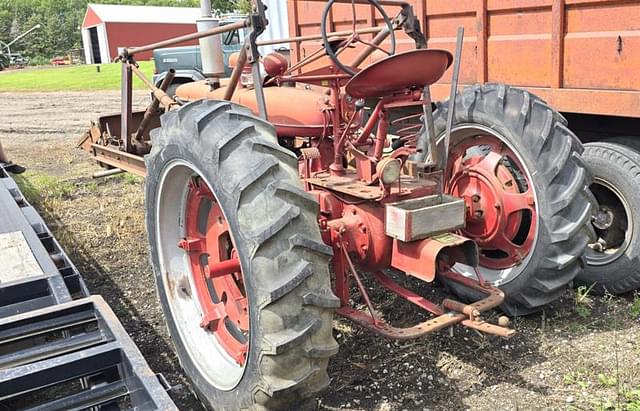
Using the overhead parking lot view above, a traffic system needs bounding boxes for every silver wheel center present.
[586,177,633,266]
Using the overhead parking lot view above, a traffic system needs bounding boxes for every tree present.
[0,0,236,61]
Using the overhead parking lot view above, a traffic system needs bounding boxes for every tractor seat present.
[344,49,453,99]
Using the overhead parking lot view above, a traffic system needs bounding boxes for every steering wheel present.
[321,0,396,76]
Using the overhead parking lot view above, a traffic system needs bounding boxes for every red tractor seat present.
[345,49,453,99]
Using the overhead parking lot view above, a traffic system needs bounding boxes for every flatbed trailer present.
[0,165,177,410]
[287,0,640,120]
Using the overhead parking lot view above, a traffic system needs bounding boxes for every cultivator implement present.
[78,0,594,408]
[0,166,176,409]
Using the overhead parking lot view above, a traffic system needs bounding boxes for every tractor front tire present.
[145,99,338,410]
[432,84,595,315]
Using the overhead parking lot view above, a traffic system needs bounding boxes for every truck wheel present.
[607,136,640,153]
[431,84,595,315]
[145,99,338,410]
[578,142,640,294]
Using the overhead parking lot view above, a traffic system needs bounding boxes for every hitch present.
[337,268,515,340]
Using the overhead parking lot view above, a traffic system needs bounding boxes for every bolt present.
[471,194,480,202]
[474,210,484,218]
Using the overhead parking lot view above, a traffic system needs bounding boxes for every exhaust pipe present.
[198,0,225,79]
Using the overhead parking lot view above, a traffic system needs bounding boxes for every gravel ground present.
[2,91,640,411]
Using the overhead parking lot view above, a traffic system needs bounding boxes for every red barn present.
[81,4,201,64]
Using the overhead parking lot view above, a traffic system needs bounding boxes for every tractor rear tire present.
[145,99,338,410]
[431,83,595,315]
[578,142,640,294]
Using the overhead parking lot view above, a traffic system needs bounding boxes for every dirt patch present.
[2,91,640,411]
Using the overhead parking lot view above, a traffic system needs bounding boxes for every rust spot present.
[177,276,192,298]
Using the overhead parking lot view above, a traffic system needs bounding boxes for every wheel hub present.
[448,135,536,270]
[180,176,249,366]
[586,177,632,265]
[592,206,614,230]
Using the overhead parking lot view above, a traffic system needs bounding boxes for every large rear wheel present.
[431,84,595,315]
[145,100,339,410]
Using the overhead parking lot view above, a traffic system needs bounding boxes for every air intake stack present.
[197,0,225,79]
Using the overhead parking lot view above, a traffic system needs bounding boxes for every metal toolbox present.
[385,194,466,242]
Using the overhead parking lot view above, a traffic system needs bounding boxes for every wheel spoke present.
[357,37,392,56]
[213,275,249,331]
[489,233,526,262]
[502,190,535,215]
[178,236,205,252]
[334,36,356,58]
[472,151,503,176]
[188,175,211,198]
[214,323,248,365]
[200,302,227,330]
[208,258,241,279]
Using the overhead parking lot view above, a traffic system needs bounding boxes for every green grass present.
[14,171,74,202]
[0,61,155,92]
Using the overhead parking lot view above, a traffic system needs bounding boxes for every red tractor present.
[79,0,594,408]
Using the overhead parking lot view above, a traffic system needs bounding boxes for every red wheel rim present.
[178,176,249,366]
[447,135,537,270]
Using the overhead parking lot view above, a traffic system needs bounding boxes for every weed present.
[630,293,640,319]
[595,387,640,410]
[123,173,141,185]
[85,181,99,193]
[112,173,142,185]
[564,371,590,389]
[598,373,618,387]
[575,284,596,318]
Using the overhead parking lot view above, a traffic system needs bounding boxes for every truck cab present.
[152,16,245,95]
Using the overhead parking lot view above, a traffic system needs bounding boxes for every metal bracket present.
[441,26,465,174]
[248,0,269,120]
[399,4,427,49]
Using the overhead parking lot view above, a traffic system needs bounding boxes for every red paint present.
[104,22,198,61]
[177,82,332,137]
[82,6,103,28]
[182,176,249,366]
[448,135,536,270]
[289,0,640,118]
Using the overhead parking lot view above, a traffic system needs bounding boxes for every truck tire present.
[607,136,640,153]
[578,142,640,294]
[431,84,595,315]
[145,99,338,410]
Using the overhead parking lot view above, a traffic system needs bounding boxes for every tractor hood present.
[176,81,330,138]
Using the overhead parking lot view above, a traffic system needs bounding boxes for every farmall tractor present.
[79,0,595,408]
